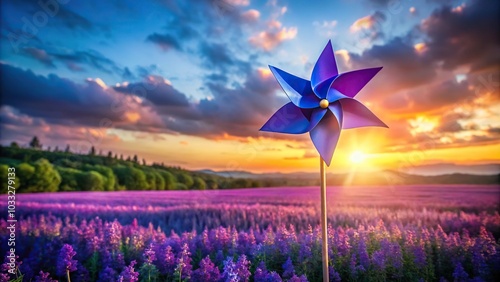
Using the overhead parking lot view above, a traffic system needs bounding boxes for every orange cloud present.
[350,15,374,32]
[241,9,260,22]
[249,23,297,51]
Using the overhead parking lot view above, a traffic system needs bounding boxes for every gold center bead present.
[319,99,329,109]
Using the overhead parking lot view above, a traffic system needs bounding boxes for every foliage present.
[0,142,260,193]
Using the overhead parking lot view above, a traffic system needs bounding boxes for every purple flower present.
[118,260,139,282]
[282,257,295,279]
[192,256,221,281]
[254,263,283,282]
[221,257,238,282]
[371,250,386,270]
[104,220,122,251]
[235,255,251,282]
[34,271,57,282]
[143,243,157,264]
[288,274,308,282]
[97,266,117,282]
[157,245,176,275]
[452,262,469,282]
[329,266,341,282]
[56,244,78,277]
[174,243,192,280]
[357,236,370,269]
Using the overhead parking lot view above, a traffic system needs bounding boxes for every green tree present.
[29,136,42,149]
[56,167,81,191]
[144,170,157,190]
[192,176,207,190]
[113,165,148,190]
[9,142,19,148]
[174,183,188,190]
[158,170,176,190]
[0,165,20,194]
[153,171,165,190]
[177,173,193,189]
[205,177,218,190]
[23,159,61,192]
[89,146,96,156]
[79,171,105,191]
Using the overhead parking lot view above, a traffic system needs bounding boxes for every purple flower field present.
[1,185,499,281]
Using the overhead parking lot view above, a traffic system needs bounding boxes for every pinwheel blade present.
[307,107,328,131]
[340,98,388,129]
[310,110,341,166]
[269,66,319,109]
[260,102,313,134]
[329,67,382,99]
[328,101,343,128]
[311,40,338,98]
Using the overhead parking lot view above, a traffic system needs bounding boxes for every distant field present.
[1,185,499,281]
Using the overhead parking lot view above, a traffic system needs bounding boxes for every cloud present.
[0,63,162,129]
[350,11,386,41]
[21,47,54,67]
[380,79,474,114]
[313,20,338,37]
[249,20,297,51]
[241,9,260,23]
[419,0,500,73]
[114,76,190,107]
[146,33,182,51]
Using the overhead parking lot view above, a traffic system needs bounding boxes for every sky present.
[0,0,499,174]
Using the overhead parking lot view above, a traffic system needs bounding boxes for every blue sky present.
[1,0,499,172]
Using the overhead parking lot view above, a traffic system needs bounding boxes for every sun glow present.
[350,151,367,163]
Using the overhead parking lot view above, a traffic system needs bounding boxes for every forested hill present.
[1,139,498,194]
[0,143,263,193]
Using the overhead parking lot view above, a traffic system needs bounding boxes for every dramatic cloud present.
[0,63,162,129]
[419,0,500,73]
[114,76,190,107]
[350,11,386,41]
[249,20,297,51]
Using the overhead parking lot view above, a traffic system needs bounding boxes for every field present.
[1,185,499,281]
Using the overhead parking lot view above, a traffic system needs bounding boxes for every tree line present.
[0,137,264,193]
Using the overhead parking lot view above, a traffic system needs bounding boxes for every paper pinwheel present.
[260,40,387,165]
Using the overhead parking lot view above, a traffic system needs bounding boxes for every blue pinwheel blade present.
[260,102,314,134]
[309,110,341,166]
[339,98,388,129]
[311,40,338,98]
[329,67,382,99]
[313,76,336,100]
[307,107,328,131]
[269,66,319,109]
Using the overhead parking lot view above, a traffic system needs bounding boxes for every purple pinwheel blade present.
[310,110,341,166]
[339,98,388,129]
[311,40,338,97]
[269,66,320,109]
[260,102,313,134]
[329,67,383,99]
[328,101,344,128]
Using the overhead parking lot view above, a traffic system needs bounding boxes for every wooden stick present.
[320,157,329,282]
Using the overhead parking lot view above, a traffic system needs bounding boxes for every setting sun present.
[350,151,367,163]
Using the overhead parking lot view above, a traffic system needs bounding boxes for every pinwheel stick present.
[320,157,329,282]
